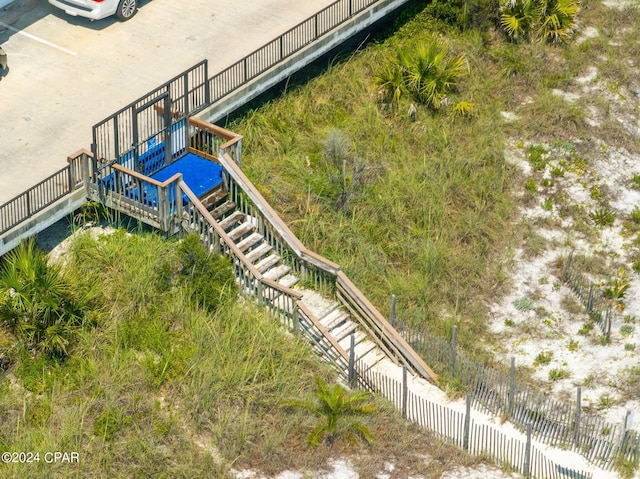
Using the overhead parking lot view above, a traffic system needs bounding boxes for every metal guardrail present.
[0,151,86,236]
[1,0,395,245]
[208,0,381,104]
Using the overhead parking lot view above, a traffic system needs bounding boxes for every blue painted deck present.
[150,153,223,198]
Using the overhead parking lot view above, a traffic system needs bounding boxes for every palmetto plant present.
[500,0,538,42]
[500,0,579,43]
[538,0,580,42]
[603,269,630,313]
[283,376,375,447]
[375,37,466,109]
[0,239,88,357]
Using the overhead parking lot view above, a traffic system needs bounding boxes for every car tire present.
[116,0,137,21]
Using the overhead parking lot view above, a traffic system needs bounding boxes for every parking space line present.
[0,21,77,56]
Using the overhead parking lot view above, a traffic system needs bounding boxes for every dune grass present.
[225,0,640,359]
[0,229,473,478]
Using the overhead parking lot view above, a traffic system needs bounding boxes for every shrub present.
[548,367,570,381]
[375,36,467,109]
[589,207,616,227]
[533,350,553,366]
[177,234,238,313]
[500,0,580,44]
[513,296,535,311]
[0,239,90,357]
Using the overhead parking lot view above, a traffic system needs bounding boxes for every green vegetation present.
[283,376,375,447]
[500,0,580,43]
[375,35,467,109]
[0,231,457,477]
[533,350,553,366]
[0,239,92,358]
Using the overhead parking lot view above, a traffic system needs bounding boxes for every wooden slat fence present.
[355,361,594,479]
[563,250,614,338]
[395,318,640,469]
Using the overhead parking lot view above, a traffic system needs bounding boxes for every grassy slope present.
[0,230,472,478]
[232,10,517,354]
[228,1,640,357]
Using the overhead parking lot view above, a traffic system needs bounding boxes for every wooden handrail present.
[218,152,341,273]
[296,300,350,365]
[67,148,93,163]
[216,150,437,383]
[112,163,183,188]
[178,180,303,300]
[337,272,438,383]
[188,116,243,150]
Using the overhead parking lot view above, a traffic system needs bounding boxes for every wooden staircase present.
[200,186,388,372]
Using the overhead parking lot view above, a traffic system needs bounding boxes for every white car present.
[48,0,138,21]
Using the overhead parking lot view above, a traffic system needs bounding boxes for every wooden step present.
[255,254,281,274]
[263,264,291,282]
[320,309,348,330]
[331,320,356,340]
[202,188,227,208]
[236,232,263,253]
[338,330,366,350]
[210,200,236,220]
[278,274,299,289]
[245,243,272,263]
[228,221,254,241]
[316,302,341,322]
[218,211,244,230]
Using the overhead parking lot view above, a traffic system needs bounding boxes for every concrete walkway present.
[0,0,337,203]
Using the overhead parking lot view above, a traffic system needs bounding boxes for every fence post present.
[621,409,633,453]
[402,365,408,419]
[574,387,582,446]
[463,393,471,450]
[257,280,264,304]
[563,250,573,282]
[587,283,594,312]
[508,357,515,416]
[451,325,458,373]
[348,333,356,388]
[390,294,396,327]
[292,301,299,336]
[524,423,532,478]
[606,308,612,340]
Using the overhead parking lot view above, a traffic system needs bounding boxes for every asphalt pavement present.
[0,0,335,203]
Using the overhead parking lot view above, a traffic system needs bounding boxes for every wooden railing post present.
[390,294,396,327]
[348,333,356,388]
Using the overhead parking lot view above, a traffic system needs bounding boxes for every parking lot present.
[0,0,334,203]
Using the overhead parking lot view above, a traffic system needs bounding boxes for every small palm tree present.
[0,239,87,357]
[500,0,537,42]
[500,0,580,43]
[538,0,580,43]
[375,38,466,110]
[284,376,376,447]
